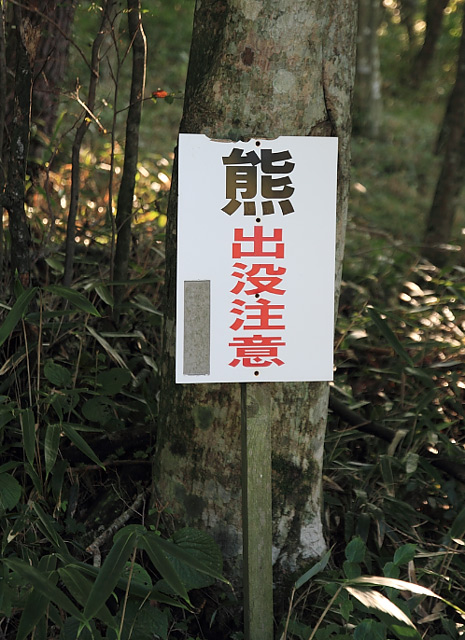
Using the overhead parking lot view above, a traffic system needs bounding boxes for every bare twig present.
[86,490,146,567]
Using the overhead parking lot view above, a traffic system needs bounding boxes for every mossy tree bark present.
[155,0,356,589]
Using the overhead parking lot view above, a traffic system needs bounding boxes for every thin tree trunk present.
[410,0,449,88]
[353,0,383,138]
[63,0,115,287]
[112,0,147,310]
[0,0,7,282]
[1,4,38,287]
[423,3,465,266]
[155,0,357,598]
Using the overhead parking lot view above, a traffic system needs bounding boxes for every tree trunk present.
[410,0,449,88]
[1,3,40,287]
[112,0,147,311]
[353,0,382,138]
[29,0,78,164]
[63,0,115,287]
[155,0,356,597]
[423,3,465,266]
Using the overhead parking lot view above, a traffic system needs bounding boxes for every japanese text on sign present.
[176,134,338,384]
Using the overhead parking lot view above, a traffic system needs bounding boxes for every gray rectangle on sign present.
[183,281,211,375]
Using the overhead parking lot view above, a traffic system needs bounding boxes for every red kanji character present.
[243,298,285,330]
[232,227,284,259]
[229,334,285,367]
[244,264,286,296]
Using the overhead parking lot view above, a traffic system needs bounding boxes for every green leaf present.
[97,368,132,395]
[295,549,331,589]
[32,502,70,557]
[81,397,115,425]
[44,361,72,387]
[94,284,114,307]
[162,527,224,591]
[71,560,189,610]
[145,529,228,584]
[0,287,37,348]
[20,408,36,466]
[343,561,362,579]
[345,537,366,563]
[140,533,191,602]
[58,566,116,629]
[367,307,414,366]
[44,424,61,478]
[354,619,386,640]
[83,529,138,621]
[4,558,84,620]
[16,556,57,640]
[393,544,417,566]
[87,326,127,368]
[117,599,169,640]
[61,423,104,468]
[45,285,101,317]
[0,473,22,511]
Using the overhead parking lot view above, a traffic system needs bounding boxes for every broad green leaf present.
[81,396,115,425]
[140,533,191,602]
[4,558,83,620]
[393,544,417,566]
[0,473,22,511]
[97,368,132,395]
[44,361,72,387]
[61,423,104,468]
[367,307,414,366]
[58,566,116,629]
[145,530,228,584]
[83,529,138,621]
[167,527,224,590]
[117,599,169,640]
[44,424,61,478]
[354,619,386,640]
[20,408,36,466]
[344,586,415,628]
[45,285,100,317]
[343,561,362,579]
[295,549,331,589]
[345,537,366,563]
[0,287,37,348]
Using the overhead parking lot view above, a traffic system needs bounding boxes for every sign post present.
[176,134,338,639]
[241,382,273,639]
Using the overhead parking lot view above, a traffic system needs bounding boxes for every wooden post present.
[241,382,274,640]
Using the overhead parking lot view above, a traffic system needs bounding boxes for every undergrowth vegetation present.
[1,0,465,638]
